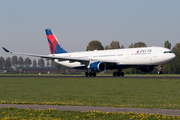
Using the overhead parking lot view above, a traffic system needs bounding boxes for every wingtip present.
[2,47,10,52]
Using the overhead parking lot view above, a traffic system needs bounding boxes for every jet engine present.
[136,66,155,72]
[88,62,106,72]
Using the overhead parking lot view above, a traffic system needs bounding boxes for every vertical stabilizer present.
[45,29,67,54]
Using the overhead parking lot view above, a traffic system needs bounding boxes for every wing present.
[3,47,54,59]
[2,47,118,65]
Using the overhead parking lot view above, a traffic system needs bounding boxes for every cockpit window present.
[164,51,173,53]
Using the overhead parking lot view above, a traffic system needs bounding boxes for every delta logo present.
[136,49,152,53]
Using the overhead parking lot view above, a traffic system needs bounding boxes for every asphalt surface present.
[0,104,180,116]
[0,75,180,79]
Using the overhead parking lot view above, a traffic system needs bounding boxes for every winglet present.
[2,47,10,53]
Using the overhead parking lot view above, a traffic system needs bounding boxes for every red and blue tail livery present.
[45,29,67,54]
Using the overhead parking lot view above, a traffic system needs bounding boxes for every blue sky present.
[0,0,180,59]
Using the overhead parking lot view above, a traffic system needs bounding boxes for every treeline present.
[0,56,55,70]
[86,40,147,51]
[0,56,73,73]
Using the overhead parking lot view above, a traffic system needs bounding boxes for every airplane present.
[3,29,176,77]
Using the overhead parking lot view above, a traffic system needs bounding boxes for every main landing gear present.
[85,71,96,77]
[113,71,124,77]
[85,71,124,77]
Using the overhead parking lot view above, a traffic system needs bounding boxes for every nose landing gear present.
[158,65,163,74]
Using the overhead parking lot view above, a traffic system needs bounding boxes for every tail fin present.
[45,29,67,54]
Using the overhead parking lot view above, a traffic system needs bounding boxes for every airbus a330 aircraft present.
[3,29,176,77]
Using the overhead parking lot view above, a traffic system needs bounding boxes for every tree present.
[46,60,50,67]
[120,45,125,49]
[4,57,11,70]
[51,60,56,67]
[172,43,180,51]
[32,59,37,67]
[164,40,171,49]
[163,41,172,74]
[12,56,18,68]
[86,40,104,51]
[105,41,120,50]
[24,57,32,67]
[162,43,180,74]
[38,58,45,67]
[110,41,120,49]
[128,43,134,48]
[128,42,147,48]
[104,45,110,50]
[134,42,147,48]
[18,57,24,67]
[162,50,180,74]
[0,57,5,69]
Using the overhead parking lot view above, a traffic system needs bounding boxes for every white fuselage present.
[51,47,176,69]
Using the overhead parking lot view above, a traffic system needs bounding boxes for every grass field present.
[1,107,179,120]
[0,77,180,110]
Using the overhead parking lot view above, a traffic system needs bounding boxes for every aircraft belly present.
[55,61,85,68]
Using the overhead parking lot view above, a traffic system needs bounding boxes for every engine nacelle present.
[136,66,155,72]
[88,62,106,72]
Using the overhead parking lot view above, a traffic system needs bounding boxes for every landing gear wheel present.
[120,72,124,77]
[113,72,117,77]
[85,71,97,77]
[89,72,92,77]
[113,71,124,77]
[117,72,120,77]
[92,72,96,77]
[85,72,89,77]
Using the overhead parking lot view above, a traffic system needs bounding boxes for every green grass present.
[1,107,179,119]
[0,77,180,110]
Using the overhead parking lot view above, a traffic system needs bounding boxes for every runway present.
[0,75,180,79]
[0,104,180,116]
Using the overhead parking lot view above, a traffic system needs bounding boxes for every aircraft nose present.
[170,53,176,61]
[164,53,176,64]
[173,53,176,59]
